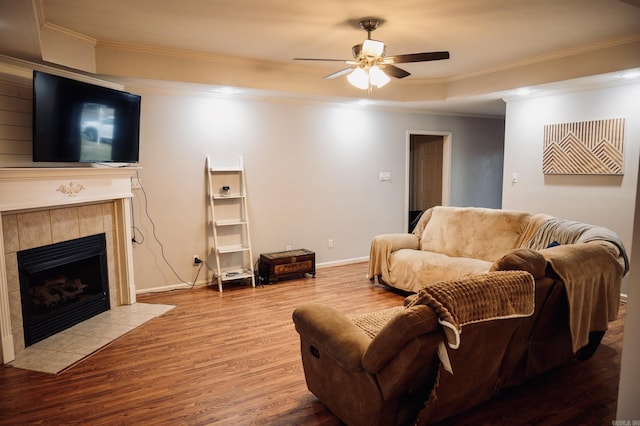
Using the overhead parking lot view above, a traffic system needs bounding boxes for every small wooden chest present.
[258,249,316,283]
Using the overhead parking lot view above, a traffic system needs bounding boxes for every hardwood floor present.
[0,262,625,425]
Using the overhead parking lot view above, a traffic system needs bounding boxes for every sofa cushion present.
[388,249,493,293]
[362,305,437,373]
[489,248,547,279]
[350,306,405,338]
[420,206,532,262]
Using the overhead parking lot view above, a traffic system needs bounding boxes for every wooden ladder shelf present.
[205,156,255,292]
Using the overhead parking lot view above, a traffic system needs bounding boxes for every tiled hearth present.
[11,302,174,374]
[0,167,138,364]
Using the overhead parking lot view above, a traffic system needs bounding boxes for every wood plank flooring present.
[0,262,625,425]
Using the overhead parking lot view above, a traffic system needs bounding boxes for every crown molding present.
[448,34,640,83]
[33,0,96,46]
[501,68,640,103]
[41,22,97,46]
[0,54,123,90]
[96,40,265,67]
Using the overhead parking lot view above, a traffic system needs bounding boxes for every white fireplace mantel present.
[0,166,139,363]
[0,167,137,211]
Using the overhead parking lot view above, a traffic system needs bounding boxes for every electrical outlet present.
[192,255,202,265]
[285,245,292,251]
[328,239,334,248]
[131,176,142,190]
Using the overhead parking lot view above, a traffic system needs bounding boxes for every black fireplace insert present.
[17,233,110,346]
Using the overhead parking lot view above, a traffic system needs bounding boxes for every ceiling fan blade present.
[323,67,355,80]
[382,64,411,79]
[385,51,450,64]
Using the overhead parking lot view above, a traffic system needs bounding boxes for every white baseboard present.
[136,256,371,295]
[316,256,368,269]
[137,279,210,294]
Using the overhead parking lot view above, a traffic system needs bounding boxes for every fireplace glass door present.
[17,233,110,346]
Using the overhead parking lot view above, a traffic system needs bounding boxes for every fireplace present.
[18,233,110,346]
[1,166,138,364]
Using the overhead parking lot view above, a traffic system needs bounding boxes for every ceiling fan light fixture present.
[348,67,370,90]
[362,39,385,58]
[369,65,390,88]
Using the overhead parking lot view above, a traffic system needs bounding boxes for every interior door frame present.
[404,130,452,232]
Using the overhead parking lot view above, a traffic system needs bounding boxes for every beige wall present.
[0,61,506,293]
[499,81,640,419]
[501,82,640,294]
[130,89,505,291]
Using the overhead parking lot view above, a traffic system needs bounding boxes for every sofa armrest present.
[490,248,547,279]
[292,304,371,372]
[368,233,420,279]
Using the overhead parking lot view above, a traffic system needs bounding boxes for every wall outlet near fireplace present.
[131,177,142,190]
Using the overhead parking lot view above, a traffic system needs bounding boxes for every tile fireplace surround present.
[0,167,137,364]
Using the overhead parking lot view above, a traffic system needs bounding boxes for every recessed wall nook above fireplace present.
[0,167,138,364]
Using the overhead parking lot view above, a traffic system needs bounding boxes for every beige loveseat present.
[292,206,627,425]
[369,206,627,294]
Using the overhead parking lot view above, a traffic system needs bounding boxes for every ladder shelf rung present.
[212,193,245,200]
[215,219,247,226]
[217,244,251,254]
[216,270,254,282]
[209,166,243,172]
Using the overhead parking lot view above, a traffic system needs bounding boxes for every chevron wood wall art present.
[543,118,625,175]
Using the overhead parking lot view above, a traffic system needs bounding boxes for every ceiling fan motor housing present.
[359,18,381,33]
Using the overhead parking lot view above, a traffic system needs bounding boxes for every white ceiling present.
[1,0,639,116]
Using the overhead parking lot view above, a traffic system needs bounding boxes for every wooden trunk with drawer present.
[258,249,316,283]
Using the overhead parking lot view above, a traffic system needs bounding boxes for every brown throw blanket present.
[540,241,623,352]
[528,217,626,352]
[408,271,535,350]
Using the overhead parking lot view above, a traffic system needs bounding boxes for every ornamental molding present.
[57,181,86,196]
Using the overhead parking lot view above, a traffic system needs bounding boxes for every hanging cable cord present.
[134,169,192,286]
[190,260,206,289]
[129,188,145,245]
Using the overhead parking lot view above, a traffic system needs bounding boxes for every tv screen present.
[33,71,141,163]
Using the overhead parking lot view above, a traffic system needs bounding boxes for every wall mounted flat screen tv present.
[33,70,141,163]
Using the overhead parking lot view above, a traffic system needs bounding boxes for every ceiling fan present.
[294,18,450,91]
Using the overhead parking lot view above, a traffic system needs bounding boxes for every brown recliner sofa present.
[292,246,624,425]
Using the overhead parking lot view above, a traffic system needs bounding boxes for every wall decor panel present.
[543,118,625,175]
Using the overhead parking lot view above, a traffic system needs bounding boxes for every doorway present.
[406,132,451,232]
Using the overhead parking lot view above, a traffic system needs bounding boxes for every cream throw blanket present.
[367,233,419,281]
[527,217,629,274]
